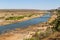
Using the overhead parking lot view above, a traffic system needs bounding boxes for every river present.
[0,13,51,34]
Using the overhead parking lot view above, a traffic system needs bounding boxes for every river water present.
[0,13,51,34]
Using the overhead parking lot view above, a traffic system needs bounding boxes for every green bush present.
[25,37,39,40]
[28,14,34,17]
[52,10,60,32]
[5,16,25,20]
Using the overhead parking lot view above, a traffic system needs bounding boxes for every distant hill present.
[0,9,47,14]
[0,9,46,12]
[0,9,48,17]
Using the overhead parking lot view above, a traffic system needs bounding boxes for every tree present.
[54,10,60,31]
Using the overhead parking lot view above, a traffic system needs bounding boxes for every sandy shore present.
[0,14,44,26]
[48,14,57,23]
[0,22,51,40]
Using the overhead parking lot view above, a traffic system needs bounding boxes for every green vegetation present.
[54,10,60,31]
[5,14,35,20]
[28,14,34,17]
[50,10,60,31]
[25,37,39,40]
[5,16,25,20]
[25,27,54,40]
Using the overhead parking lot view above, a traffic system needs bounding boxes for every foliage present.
[52,10,60,31]
[5,16,25,20]
[25,37,39,40]
[5,14,34,20]
[24,27,54,40]
[28,14,34,17]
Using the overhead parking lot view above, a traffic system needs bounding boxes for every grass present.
[5,16,25,20]
[5,14,35,20]
[24,27,54,40]
[25,37,39,40]
[28,14,34,17]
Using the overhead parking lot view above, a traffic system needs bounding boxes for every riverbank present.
[0,14,44,26]
[48,13,57,23]
[0,22,51,40]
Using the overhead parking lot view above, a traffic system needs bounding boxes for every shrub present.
[5,16,25,20]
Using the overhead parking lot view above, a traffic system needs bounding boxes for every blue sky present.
[0,0,60,10]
